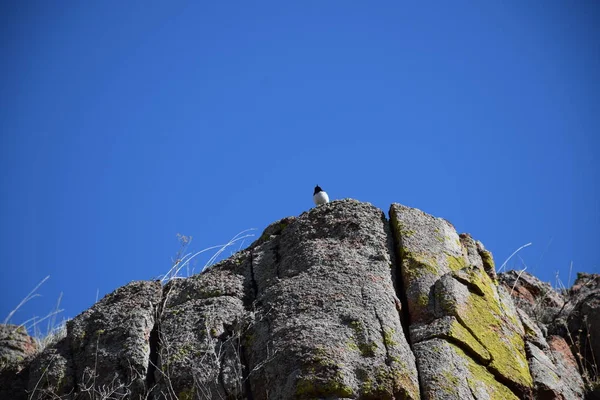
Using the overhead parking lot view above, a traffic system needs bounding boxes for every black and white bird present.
[313,185,329,205]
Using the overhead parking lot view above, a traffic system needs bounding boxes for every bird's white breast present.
[313,191,329,205]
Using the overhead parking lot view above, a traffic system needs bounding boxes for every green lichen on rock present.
[347,340,359,351]
[382,328,398,347]
[446,253,467,272]
[401,250,439,282]
[440,369,460,394]
[454,266,533,389]
[346,338,377,357]
[479,249,495,269]
[295,348,356,398]
[393,220,416,238]
[447,318,491,362]
[200,288,223,298]
[360,365,420,399]
[416,293,429,308]
[177,387,195,400]
[345,319,378,357]
[359,342,378,357]
[296,379,353,398]
[295,372,353,398]
[451,343,520,400]
[348,319,364,334]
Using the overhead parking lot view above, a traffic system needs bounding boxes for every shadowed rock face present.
[1,200,596,399]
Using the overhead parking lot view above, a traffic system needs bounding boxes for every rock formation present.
[1,200,598,399]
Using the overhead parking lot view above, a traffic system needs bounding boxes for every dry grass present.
[160,230,255,283]
[3,276,67,355]
[24,229,258,399]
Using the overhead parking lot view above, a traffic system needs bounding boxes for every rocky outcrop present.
[0,324,38,399]
[566,273,600,392]
[390,204,532,399]
[1,199,597,399]
[24,281,162,399]
[152,201,421,399]
[500,270,600,399]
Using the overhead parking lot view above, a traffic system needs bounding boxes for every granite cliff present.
[1,200,598,399]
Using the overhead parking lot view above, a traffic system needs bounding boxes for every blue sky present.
[1,2,598,334]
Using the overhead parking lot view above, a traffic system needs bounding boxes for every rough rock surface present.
[390,204,533,399]
[0,324,38,399]
[1,199,598,399]
[153,253,250,399]
[499,270,565,327]
[245,201,419,400]
[525,335,586,399]
[27,336,72,400]
[25,280,163,400]
[0,324,38,370]
[566,273,600,389]
[500,270,599,398]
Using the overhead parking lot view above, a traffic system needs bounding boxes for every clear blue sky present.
[1,2,598,334]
